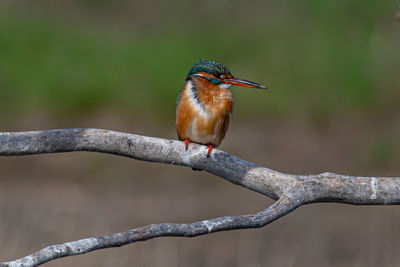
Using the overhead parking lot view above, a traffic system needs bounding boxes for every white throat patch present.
[218,83,232,89]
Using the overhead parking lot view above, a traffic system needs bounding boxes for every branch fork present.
[0,129,399,266]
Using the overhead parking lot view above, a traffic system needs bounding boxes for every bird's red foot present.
[206,145,214,158]
[184,139,190,151]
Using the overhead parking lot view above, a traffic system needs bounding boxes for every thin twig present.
[0,197,297,267]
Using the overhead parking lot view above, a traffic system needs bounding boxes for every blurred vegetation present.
[0,0,399,123]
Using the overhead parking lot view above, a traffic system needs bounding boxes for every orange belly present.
[176,80,233,147]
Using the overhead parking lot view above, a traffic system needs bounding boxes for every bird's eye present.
[219,74,225,79]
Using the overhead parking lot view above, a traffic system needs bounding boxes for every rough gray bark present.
[0,128,399,266]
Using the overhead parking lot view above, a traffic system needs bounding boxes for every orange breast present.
[176,78,233,147]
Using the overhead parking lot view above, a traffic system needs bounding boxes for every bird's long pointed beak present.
[224,78,267,89]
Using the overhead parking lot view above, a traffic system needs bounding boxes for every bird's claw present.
[206,145,214,158]
[184,139,190,151]
[184,140,213,158]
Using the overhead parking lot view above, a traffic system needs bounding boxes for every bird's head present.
[187,59,267,89]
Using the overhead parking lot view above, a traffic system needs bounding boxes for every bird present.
[176,59,267,157]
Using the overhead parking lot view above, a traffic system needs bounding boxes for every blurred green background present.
[1,1,400,266]
[1,0,399,121]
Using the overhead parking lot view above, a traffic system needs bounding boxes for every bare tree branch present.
[0,196,297,267]
[0,128,399,266]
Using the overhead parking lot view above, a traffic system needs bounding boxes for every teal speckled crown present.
[187,59,232,77]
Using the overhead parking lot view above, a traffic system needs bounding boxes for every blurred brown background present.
[1,1,400,266]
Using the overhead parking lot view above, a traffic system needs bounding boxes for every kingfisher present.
[176,59,267,157]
